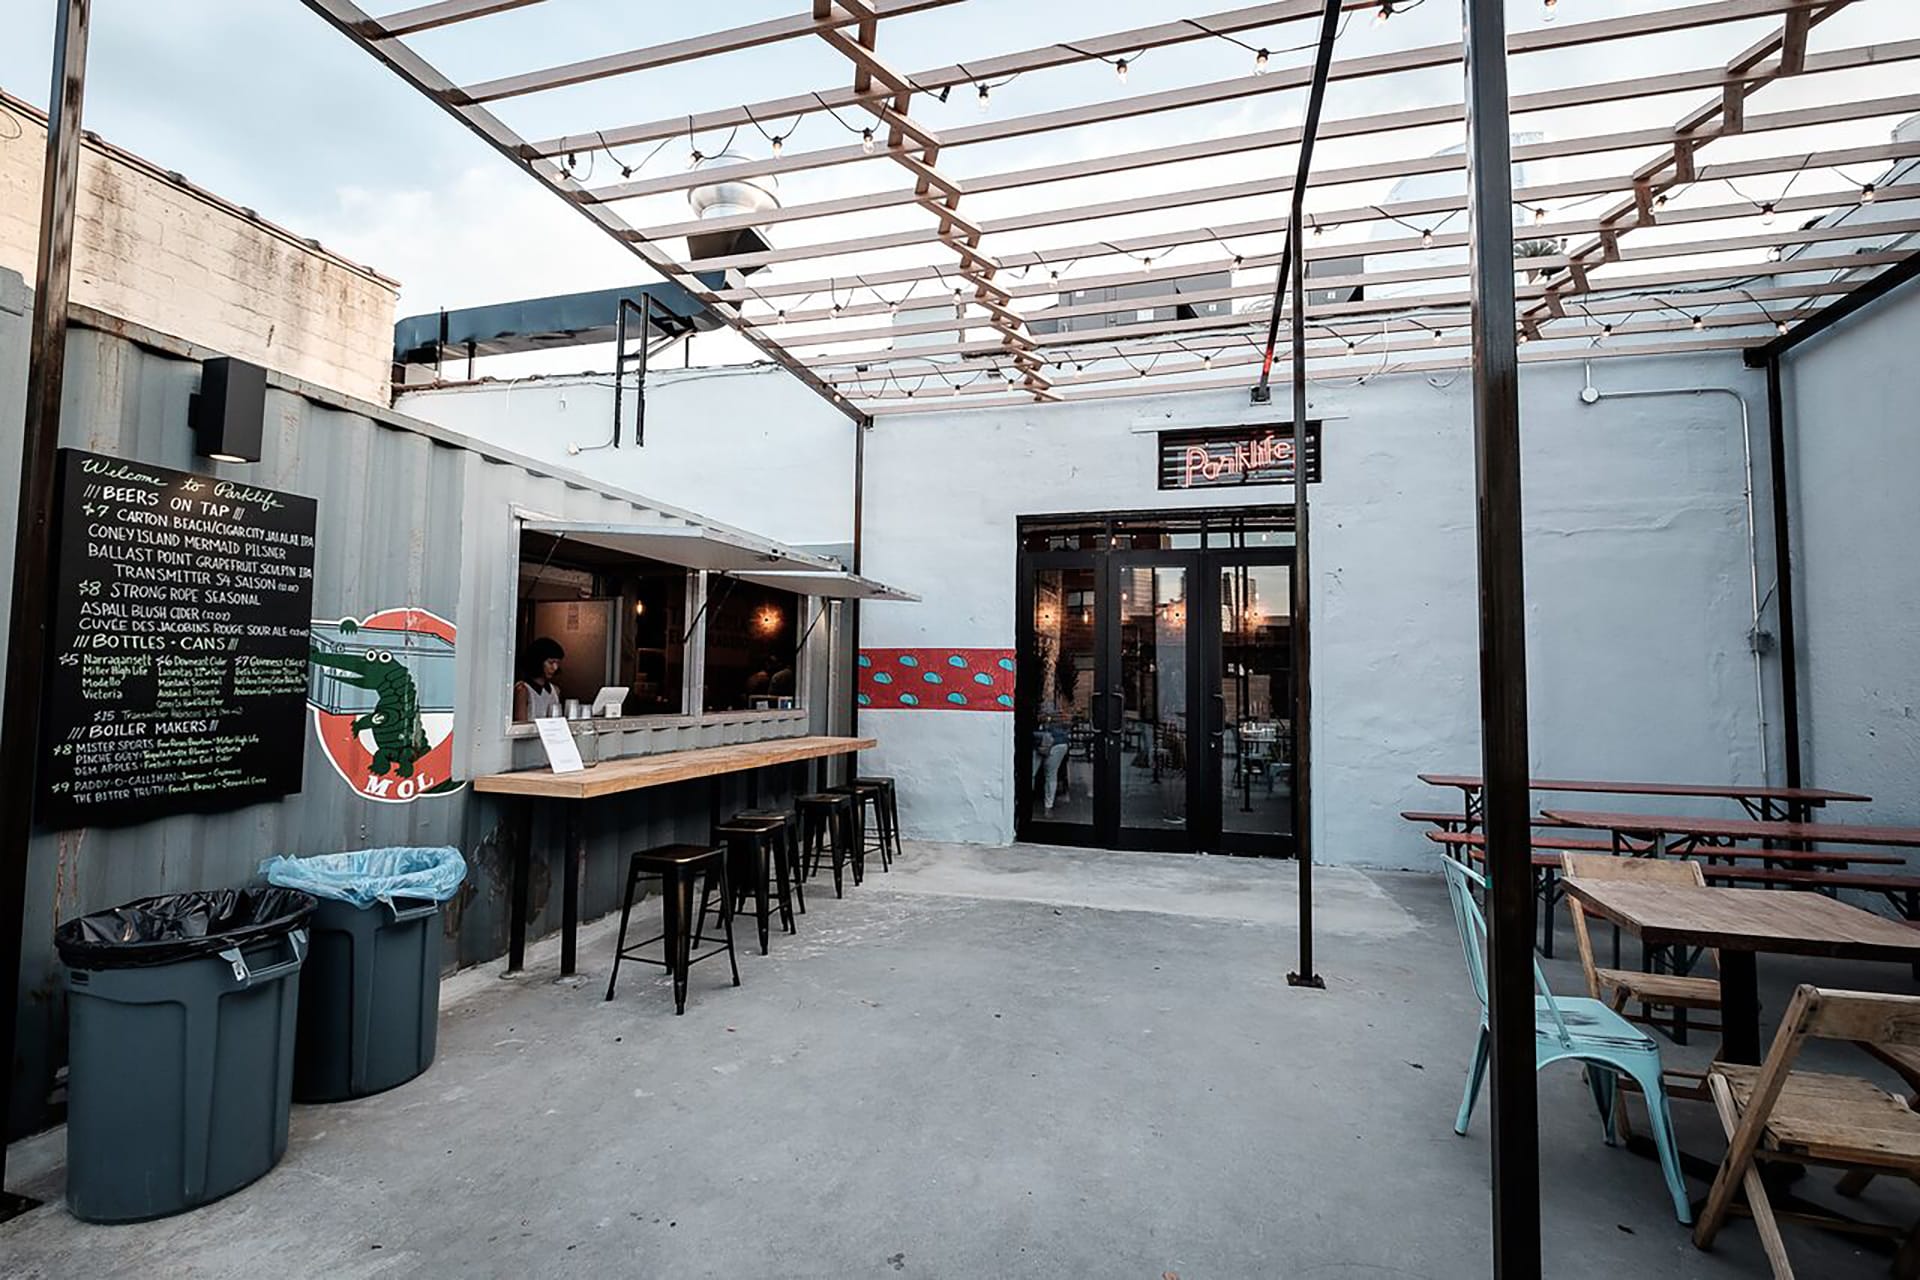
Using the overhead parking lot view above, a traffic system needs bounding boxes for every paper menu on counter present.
[534,717,586,774]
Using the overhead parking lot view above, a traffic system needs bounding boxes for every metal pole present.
[612,299,626,449]
[1,0,90,1219]
[1463,0,1539,1274]
[847,417,867,784]
[1763,359,1803,789]
[635,295,650,448]
[1286,210,1321,989]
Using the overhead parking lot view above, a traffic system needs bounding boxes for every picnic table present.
[1417,773,1869,827]
[474,735,876,976]
[1559,878,1920,1065]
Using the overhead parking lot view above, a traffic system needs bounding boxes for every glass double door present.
[1018,548,1296,855]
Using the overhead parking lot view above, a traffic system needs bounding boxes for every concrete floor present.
[5,842,1916,1278]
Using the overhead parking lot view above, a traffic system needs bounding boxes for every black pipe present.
[1764,359,1804,789]
[1254,0,1343,401]
[1286,210,1321,990]
[847,417,867,783]
[1,0,89,1214]
[635,295,650,448]
[1464,0,1540,1274]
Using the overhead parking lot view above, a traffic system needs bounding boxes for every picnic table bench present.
[1418,773,1869,826]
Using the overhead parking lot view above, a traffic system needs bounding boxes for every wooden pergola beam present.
[365,0,544,37]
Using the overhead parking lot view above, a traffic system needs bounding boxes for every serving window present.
[702,579,803,713]
[514,529,688,721]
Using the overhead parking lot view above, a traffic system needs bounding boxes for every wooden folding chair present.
[1694,985,1920,1279]
[1562,852,1723,1039]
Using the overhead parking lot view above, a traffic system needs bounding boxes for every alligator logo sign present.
[308,607,462,803]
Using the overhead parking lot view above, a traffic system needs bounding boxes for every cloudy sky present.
[3,1,1915,375]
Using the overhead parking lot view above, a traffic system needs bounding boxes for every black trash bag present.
[55,889,317,970]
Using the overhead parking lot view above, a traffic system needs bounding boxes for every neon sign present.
[1158,423,1322,490]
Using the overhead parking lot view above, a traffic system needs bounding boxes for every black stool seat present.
[797,792,860,896]
[854,775,903,863]
[739,806,807,920]
[712,814,798,954]
[832,781,894,874]
[606,843,738,1014]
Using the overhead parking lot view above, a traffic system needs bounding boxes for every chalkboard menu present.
[38,449,318,828]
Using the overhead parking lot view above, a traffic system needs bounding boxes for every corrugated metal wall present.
[1,277,847,1137]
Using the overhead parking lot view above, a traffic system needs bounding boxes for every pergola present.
[289,4,1914,1276]
[297,0,1916,423]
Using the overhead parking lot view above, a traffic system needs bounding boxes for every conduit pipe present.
[1577,363,1772,784]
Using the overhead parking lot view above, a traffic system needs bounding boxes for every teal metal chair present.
[1442,857,1692,1224]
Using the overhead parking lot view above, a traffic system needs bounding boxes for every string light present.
[861,128,875,154]
[1431,327,1444,345]
[1202,352,1213,369]
[1691,315,1704,331]
[1140,255,1153,271]
[690,148,704,166]
[1861,183,1876,204]
[771,135,784,158]
[1345,339,1357,353]
[1374,0,1395,26]
[1760,202,1776,226]
[1421,229,1434,249]
[1115,58,1129,85]
[1543,0,1558,19]
[1254,48,1270,74]
[1767,245,1783,263]
[1232,254,1244,268]
[1654,192,1669,209]
[1517,328,1529,345]
[977,83,991,112]
[1532,207,1547,225]
[1776,320,1789,336]
[1600,323,1614,342]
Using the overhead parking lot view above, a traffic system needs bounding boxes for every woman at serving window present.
[513,636,565,721]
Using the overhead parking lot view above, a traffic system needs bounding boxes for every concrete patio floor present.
[6,842,1915,1278]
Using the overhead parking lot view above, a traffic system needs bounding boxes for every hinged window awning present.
[727,570,921,603]
[523,520,837,573]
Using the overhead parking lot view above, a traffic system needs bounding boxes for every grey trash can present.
[292,895,443,1102]
[56,889,315,1224]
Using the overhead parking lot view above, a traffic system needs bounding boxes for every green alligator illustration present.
[309,619,429,778]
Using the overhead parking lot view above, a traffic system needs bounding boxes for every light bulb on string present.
[771,136,784,158]
[1420,228,1434,249]
[1232,254,1244,269]
[1254,48,1269,74]
[977,83,991,112]
[1861,184,1876,204]
[1776,320,1789,336]
[1202,352,1213,370]
[1691,315,1704,331]
[1374,0,1394,27]
[1654,192,1668,209]
[861,128,875,155]
[1543,0,1558,21]
[1532,207,1547,225]
[1140,255,1153,272]
[1600,323,1614,343]
[1760,202,1776,226]
[1431,327,1444,345]
[1767,245,1783,263]
[690,148,704,166]
[1115,59,1129,85]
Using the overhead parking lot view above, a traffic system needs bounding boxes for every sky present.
[2,1,1916,379]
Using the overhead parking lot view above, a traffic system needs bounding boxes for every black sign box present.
[1158,422,1323,490]
[38,450,318,828]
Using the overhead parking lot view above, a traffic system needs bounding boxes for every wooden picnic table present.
[1560,878,1920,1064]
[1417,773,1870,826]
[473,735,876,976]
[1543,809,1920,857]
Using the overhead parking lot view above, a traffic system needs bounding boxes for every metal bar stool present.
[738,806,807,919]
[855,775,903,862]
[796,791,860,897]
[833,781,893,874]
[707,814,796,955]
[605,843,738,1015]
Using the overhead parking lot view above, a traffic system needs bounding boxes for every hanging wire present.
[741,104,804,156]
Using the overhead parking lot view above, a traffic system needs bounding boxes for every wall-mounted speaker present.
[190,356,267,464]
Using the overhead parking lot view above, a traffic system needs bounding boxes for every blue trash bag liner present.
[56,889,317,969]
[259,847,467,909]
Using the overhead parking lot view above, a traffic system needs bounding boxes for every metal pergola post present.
[1463,0,1539,1274]
[1,0,89,1219]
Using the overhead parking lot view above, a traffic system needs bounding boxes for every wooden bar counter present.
[474,735,876,975]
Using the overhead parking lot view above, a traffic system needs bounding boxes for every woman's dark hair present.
[520,636,565,683]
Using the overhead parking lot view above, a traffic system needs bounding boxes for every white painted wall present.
[1784,280,1920,840]
[856,354,1780,865]
[405,350,1782,867]
[397,365,856,551]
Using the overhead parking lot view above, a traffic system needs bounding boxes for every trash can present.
[55,889,316,1224]
[259,847,466,1103]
